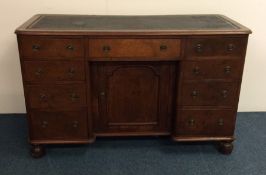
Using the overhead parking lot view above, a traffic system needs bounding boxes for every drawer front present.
[23,61,85,82]
[30,110,88,140]
[88,39,181,59]
[27,84,86,109]
[19,36,84,59]
[176,109,236,136]
[180,82,239,106]
[186,37,247,58]
[181,60,244,80]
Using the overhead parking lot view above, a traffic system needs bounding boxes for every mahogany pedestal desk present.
[15,14,251,158]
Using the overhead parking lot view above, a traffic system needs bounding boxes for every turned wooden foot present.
[218,141,234,155]
[31,145,46,158]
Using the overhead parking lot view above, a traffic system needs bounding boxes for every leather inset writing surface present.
[29,15,239,30]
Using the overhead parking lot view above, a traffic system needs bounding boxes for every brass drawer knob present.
[227,44,235,52]
[218,118,224,126]
[195,43,203,53]
[35,68,43,76]
[32,44,40,51]
[102,45,111,53]
[224,66,231,74]
[191,90,198,98]
[221,90,228,98]
[68,68,75,78]
[100,91,105,96]
[66,45,74,51]
[160,45,168,51]
[72,121,79,128]
[39,93,47,101]
[41,121,48,128]
[70,93,79,101]
[193,67,200,75]
[188,118,195,126]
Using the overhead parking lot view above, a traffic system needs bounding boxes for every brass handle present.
[191,90,198,98]
[41,121,48,128]
[224,66,231,74]
[99,92,106,101]
[193,67,200,75]
[68,68,75,78]
[195,43,203,53]
[39,93,47,101]
[70,93,79,101]
[32,45,40,51]
[72,121,79,128]
[100,92,105,96]
[218,118,224,126]
[102,45,111,53]
[227,44,235,52]
[66,45,74,51]
[188,119,195,126]
[35,68,43,76]
[160,45,167,51]
[221,90,228,98]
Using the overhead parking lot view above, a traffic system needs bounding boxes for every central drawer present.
[88,39,181,60]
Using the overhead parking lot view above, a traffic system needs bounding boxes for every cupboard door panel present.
[91,62,175,134]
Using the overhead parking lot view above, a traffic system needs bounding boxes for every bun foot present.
[31,145,45,158]
[218,141,234,155]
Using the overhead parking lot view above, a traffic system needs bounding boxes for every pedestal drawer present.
[176,109,236,136]
[23,61,85,82]
[181,60,244,80]
[180,81,239,106]
[26,84,87,109]
[19,36,84,59]
[30,110,88,140]
[185,37,247,59]
[88,39,181,60]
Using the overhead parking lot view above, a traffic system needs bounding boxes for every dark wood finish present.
[91,62,175,134]
[180,81,239,106]
[26,84,87,109]
[181,60,244,80]
[175,109,236,136]
[23,61,85,82]
[29,110,88,140]
[19,36,84,59]
[15,14,251,157]
[185,37,248,59]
